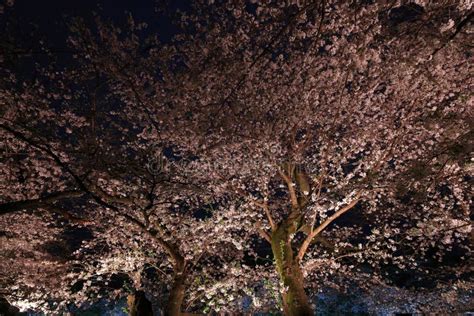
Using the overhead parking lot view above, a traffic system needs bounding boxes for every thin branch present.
[310,172,325,228]
[277,167,299,209]
[297,192,362,261]
[254,200,276,231]
[42,204,90,224]
[209,1,320,128]
[0,123,185,267]
[86,181,135,205]
[256,221,271,243]
[187,238,212,273]
[431,12,473,57]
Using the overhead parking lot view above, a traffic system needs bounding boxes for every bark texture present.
[270,164,314,316]
[271,220,313,316]
[127,291,153,316]
[164,261,187,316]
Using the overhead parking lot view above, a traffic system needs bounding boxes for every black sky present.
[5,0,190,45]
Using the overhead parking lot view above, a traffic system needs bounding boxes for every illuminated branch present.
[86,181,136,205]
[278,166,299,210]
[254,200,276,231]
[310,173,325,228]
[0,123,185,267]
[297,192,362,262]
[256,221,271,243]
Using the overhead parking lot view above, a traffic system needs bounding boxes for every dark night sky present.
[13,0,156,20]
[5,0,190,44]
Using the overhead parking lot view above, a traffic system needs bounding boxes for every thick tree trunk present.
[271,224,314,316]
[266,164,317,315]
[164,264,187,316]
[280,261,313,316]
[127,291,153,316]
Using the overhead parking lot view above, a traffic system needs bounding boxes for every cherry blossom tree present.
[1,0,472,315]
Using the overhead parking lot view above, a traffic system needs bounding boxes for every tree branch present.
[86,181,136,205]
[41,204,90,224]
[278,166,299,209]
[297,192,362,261]
[1,123,185,267]
[310,173,325,228]
[0,190,84,216]
[254,200,276,231]
[256,221,271,243]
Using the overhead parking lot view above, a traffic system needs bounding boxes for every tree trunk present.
[164,264,187,316]
[280,261,313,316]
[127,291,154,316]
[271,225,314,316]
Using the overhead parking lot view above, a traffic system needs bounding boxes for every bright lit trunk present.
[271,225,313,316]
[164,264,187,316]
